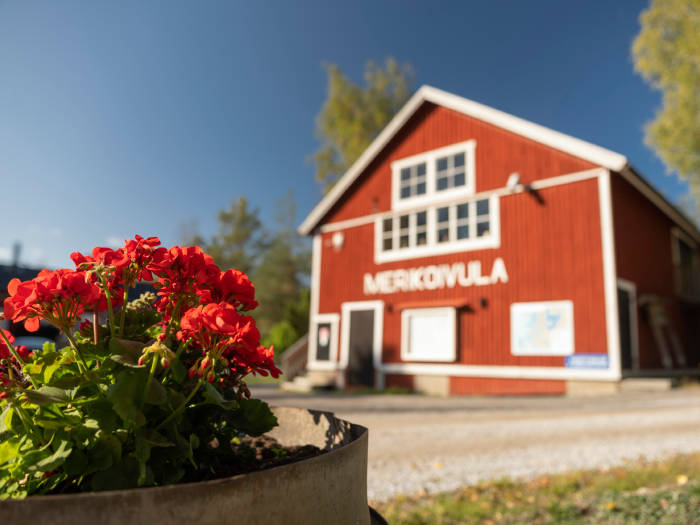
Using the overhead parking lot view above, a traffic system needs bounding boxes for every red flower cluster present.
[3,235,280,386]
[197,269,258,311]
[178,303,280,379]
[4,269,102,332]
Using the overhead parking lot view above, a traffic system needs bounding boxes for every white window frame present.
[391,140,476,211]
[374,194,500,264]
[307,313,339,370]
[401,307,457,362]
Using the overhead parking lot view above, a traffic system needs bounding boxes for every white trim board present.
[299,85,628,236]
[380,363,620,382]
[598,170,622,381]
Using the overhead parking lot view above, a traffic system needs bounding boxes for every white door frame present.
[339,300,384,389]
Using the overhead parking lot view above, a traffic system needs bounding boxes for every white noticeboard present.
[510,301,574,356]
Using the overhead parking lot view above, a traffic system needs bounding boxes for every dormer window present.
[436,152,466,191]
[399,163,427,199]
[392,140,476,211]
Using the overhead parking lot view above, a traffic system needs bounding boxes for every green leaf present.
[27,440,72,473]
[230,398,278,436]
[170,358,186,383]
[108,338,146,367]
[140,429,173,448]
[84,400,120,433]
[143,378,167,406]
[23,386,72,405]
[63,448,88,477]
[0,439,20,466]
[202,382,236,409]
[107,371,146,427]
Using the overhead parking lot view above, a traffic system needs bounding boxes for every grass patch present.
[374,453,700,524]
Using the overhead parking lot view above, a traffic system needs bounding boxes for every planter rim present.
[1,406,367,503]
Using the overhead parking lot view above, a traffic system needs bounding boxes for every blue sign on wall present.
[565,354,609,369]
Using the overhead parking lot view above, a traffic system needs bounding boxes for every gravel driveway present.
[252,387,700,502]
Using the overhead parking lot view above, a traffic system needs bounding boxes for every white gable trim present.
[299,85,629,236]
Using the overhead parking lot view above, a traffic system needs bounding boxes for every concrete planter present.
[1,407,373,525]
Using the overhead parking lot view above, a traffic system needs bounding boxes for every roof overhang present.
[299,85,697,240]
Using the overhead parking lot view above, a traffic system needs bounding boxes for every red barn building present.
[298,86,700,396]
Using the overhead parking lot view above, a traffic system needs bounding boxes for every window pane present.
[436,177,448,191]
[400,215,409,228]
[383,238,392,251]
[453,172,465,187]
[477,199,489,216]
[477,221,490,237]
[454,153,465,167]
[437,207,449,223]
[416,231,427,245]
[416,182,426,195]
[457,225,469,239]
[416,211,427,226]
[456,203,468,219]
[417,163,426,176]
[383,218,392,232]
[438,228,449,243]
[400,168,411,180]
[437,157,448,171]
[400,235,409,248]
[400,187,410,199]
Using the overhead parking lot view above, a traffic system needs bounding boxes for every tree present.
[201,197,267,275]
[312,57,414,193]
[252,192,310,346]
[633,0,700,210]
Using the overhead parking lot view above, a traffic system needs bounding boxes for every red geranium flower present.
[3,269,102,332]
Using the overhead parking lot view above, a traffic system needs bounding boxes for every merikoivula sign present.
[363,258,508,295]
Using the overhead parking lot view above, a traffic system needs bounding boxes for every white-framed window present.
[392,140,476,211]
[401,307,456,362]
[308,313,339,369]
[375,194,499,263]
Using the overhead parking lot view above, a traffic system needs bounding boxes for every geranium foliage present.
[0,236,280,498]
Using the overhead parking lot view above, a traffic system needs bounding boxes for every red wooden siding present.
[317,178,608,369]
[322,103,597,226]
[611,173,699,369]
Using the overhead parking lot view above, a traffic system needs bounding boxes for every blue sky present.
[0,0,690,269]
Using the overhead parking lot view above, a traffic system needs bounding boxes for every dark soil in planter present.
[186,434,325,482]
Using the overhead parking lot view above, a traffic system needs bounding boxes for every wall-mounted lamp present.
[331,231,345,251]
[506,172,521,192]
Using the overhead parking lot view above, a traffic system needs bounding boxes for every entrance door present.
[341,301,383,389]
[617,279,638,370]
[347,309,375,387]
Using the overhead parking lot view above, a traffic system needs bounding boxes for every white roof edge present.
[299,84,630,235]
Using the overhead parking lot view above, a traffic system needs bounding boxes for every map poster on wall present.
[510,301,574,356]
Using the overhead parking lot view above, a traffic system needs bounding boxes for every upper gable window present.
[399,162,427,199]
[392,140,476,211]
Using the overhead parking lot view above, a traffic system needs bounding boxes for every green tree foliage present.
[313,58,414,193]
[633,0,700,210]
[198,197,267,275]
[253,192,310,342]
[186,193,310,354]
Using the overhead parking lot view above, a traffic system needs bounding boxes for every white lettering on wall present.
[363,258,509,295]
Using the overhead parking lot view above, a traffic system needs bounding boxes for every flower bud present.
[160,357,171,369]
[188,367,197,379]
[200,356,210,370]
[138,355,147,366]
[206,370,215,383]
